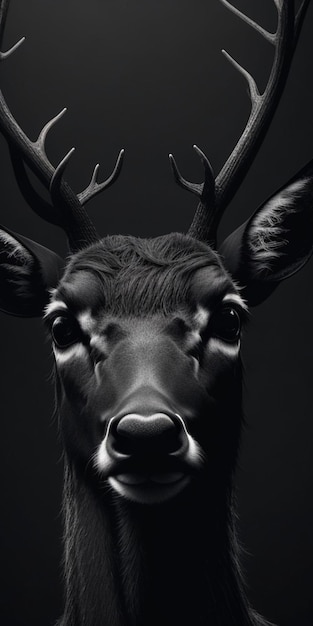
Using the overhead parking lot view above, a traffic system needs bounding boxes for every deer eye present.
[51,315,82,349]
[210,306,241,343]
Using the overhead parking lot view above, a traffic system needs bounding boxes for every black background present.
[0,1,313,625]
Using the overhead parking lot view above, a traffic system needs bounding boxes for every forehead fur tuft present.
[57,233,229,315]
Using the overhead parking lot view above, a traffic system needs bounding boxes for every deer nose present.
[110,413,185,456]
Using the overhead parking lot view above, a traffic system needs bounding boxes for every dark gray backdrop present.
[0,1,313,625]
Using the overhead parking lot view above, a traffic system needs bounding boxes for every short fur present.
[60,233,223,316]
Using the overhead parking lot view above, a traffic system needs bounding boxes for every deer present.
[0,0,312,624]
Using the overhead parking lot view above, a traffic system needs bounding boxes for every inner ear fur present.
[0,225,64,317]
[219,159,313,306]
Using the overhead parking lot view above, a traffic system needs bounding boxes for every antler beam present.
[0,0,124,252]
[171,0,310,245]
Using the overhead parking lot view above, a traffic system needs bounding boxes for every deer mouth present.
[108,470,189,504]
[115,470,185,485]
[96,412,203,502]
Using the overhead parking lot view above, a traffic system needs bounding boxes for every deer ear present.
[219,160,313,306]
[0,226,64,317]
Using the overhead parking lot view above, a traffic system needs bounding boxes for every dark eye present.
[210,306,241,343]
[51,315,82,349]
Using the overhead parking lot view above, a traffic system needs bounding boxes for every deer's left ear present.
[0,226,64,317]
[219,159,313,306]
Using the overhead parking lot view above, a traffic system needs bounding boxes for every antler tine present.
[0,35,25,60]
[169,153,200,195]
[36,108,67,152]
[50,147,76,197]
[169,145,215,234]
[78,149,125,206]
[219,0,275,44]
[187,0,310,245]
[221,49,261,105]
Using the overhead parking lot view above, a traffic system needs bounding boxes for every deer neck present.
[61,461,257,626]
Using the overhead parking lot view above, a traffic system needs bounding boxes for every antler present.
[170,0,310,245]
[0,0,124,253]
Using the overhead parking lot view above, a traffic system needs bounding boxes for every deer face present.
[43,234,246,504]
[1,165,313,505]
[0,0,313,508]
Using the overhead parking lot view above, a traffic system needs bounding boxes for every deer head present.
[0,0,312,512]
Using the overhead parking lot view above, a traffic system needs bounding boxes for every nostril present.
[111,413,183,456]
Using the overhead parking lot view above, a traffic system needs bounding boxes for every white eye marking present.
[53,343,88,364]
[78,310,96,334]
[222,293,248,312]
[44,300,68,318]
[186,329,201,352]
[187,306,210,353]
[194,306,210,330]
[209,337,240,357]
[90,334,108,354]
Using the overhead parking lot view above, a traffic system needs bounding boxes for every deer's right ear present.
[219,159,313,306]
[0,226,64,317]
